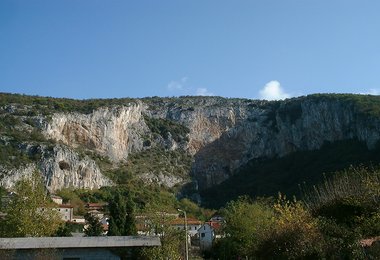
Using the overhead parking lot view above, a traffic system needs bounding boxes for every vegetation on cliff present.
[201,139,380,208]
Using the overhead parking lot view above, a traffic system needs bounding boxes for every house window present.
[66,209,68,212]
[201,233,205,237]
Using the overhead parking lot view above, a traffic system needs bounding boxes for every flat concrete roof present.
[0,236,161,249]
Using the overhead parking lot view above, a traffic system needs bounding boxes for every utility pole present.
[177,208,189,260]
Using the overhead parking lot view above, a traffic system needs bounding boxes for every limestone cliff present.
[0,145,112,192]
[190,96,380,189]
[1,94,380,194]
[44,103,147,161]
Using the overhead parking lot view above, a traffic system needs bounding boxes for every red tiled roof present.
[170,218,202,225]
[206,221,222,230]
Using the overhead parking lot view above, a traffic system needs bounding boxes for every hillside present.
[1,93,380,207]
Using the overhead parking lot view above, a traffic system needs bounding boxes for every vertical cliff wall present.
[44,102,148,162]
[190,97,380,189]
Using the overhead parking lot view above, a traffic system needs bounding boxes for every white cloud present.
[259,80,290,100]
[167,77,188,91]
[362,88,380,95]
[196,88,213,96]
[167,77,214,96]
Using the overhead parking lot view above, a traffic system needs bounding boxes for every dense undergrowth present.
[201,139,380,208]
[211,166,380,259]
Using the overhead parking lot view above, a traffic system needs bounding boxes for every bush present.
[302,167,380,236]
[213,197,275,259]
[256,195,324,259]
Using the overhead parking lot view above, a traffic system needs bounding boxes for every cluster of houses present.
[173,216,223,250]
[1,192,223,252]
[135,213,223,251]
[50,194,224,251]
[50,195,109,234]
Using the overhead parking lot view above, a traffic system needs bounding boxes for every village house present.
[135,212,179,236]
[88,209,105,220]
[170,217,202,237]
[86,202,107,211]
[72,215,86,224]
[197,216,224,251]
[198,223,214,251]
[54,204,74,222]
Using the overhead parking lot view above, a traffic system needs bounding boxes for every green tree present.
[213,197,275,259]
[124,196,137,236]
[107,191,139,259]
[139,205,182,260]
[108,191,126,236]
[84,213,103,236]
[55,222,73,237]
[108,191,137,236]
[0,171,62,237]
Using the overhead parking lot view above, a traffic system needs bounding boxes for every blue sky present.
[1,0,380,100]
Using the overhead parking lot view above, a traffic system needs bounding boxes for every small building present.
[54,204,74,222]
[198,223,214,251]
[88,209,104,220]
[170,217,202,237]
[0,236,161,260]
[86,202,107,211]
[210,215,224,223]
[72,215,86,224]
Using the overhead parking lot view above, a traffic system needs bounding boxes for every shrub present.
[302,166,380,236]
[256,195,324,259]
[213,197,275,259]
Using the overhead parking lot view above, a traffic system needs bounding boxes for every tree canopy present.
[0,171,62,237]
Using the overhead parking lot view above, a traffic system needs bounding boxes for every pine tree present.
[108,191,137,236]
[108,191,126,236]
[124,196,137,235]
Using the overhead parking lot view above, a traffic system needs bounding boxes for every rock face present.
[0,145,113,192]
[146,96,380,189]
[0,164,36,190]
[44,103,148,161]
[2,94,380,193]
[189,97,380,189]
[40,145,113,192]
